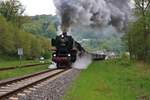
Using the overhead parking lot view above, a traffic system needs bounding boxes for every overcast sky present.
[19,0,134,16]
[19,0,56,16]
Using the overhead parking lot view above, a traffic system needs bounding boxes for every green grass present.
[63,60,150,100]
[0,59,51,68]
[0,65,49,80]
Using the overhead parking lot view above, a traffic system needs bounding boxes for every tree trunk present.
[128,33,133,60]
[144,31,148,62]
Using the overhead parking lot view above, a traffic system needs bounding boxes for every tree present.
[23,15,57,38]
[127,20,145,60]
[134,0,150,62]
[0,16,15,54]
[47,22,57,38]
[126,0,150,62]
[0,0,25,27]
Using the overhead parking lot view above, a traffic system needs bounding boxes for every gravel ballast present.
[17,68,81,100]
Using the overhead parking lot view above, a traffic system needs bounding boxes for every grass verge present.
[63,60,150,100]
[0,65,49,80]
[0,60,51,68]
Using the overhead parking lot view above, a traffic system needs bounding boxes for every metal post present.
[18,48,23,66]
[19,55,22,65]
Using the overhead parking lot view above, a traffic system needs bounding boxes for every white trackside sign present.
[18,48,23,55]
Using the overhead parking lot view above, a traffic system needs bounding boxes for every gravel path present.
[17,68,81,100]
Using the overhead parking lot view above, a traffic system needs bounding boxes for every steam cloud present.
[72,53,92,69]
[54,0,131,32]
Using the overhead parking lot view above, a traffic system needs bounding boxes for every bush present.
[117,53,131,66]
[42,51,52,59]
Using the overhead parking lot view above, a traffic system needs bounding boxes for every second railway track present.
[0,63,50,72]
[0,68,71,100]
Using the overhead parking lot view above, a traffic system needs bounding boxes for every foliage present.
[0,16,15,54]
[125,0,150,62]
[0,1,52,60]
[23,15,57,38]
[80,33,125,53]
[117,53,131,66]
[0,16,51,59]
[0,0,26,28]
[42,51,52,59]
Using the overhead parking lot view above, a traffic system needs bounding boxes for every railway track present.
[0,68,71,100]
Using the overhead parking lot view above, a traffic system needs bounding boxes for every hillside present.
[23,15,57,38]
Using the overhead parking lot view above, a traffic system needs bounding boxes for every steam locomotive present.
[51,32,83,68]
[51,32,106,68]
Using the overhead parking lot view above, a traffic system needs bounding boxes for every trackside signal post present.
[18,48,23,65]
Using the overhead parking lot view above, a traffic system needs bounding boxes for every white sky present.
[18,0,134,16]
[19,0,56,16]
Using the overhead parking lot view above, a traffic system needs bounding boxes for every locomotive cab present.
[51,33,77,68]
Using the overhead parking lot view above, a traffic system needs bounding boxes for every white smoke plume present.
[54,0,131,32]
[72,53,92,69]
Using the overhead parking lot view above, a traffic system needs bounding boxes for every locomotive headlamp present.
[61,35,64,38]
[68,54,71,57]
[53,54,56,57]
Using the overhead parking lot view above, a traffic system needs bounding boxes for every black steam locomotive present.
[51,32,78,68]
[51,32,106,68]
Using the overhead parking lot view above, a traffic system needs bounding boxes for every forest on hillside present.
[0,0,52,59]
